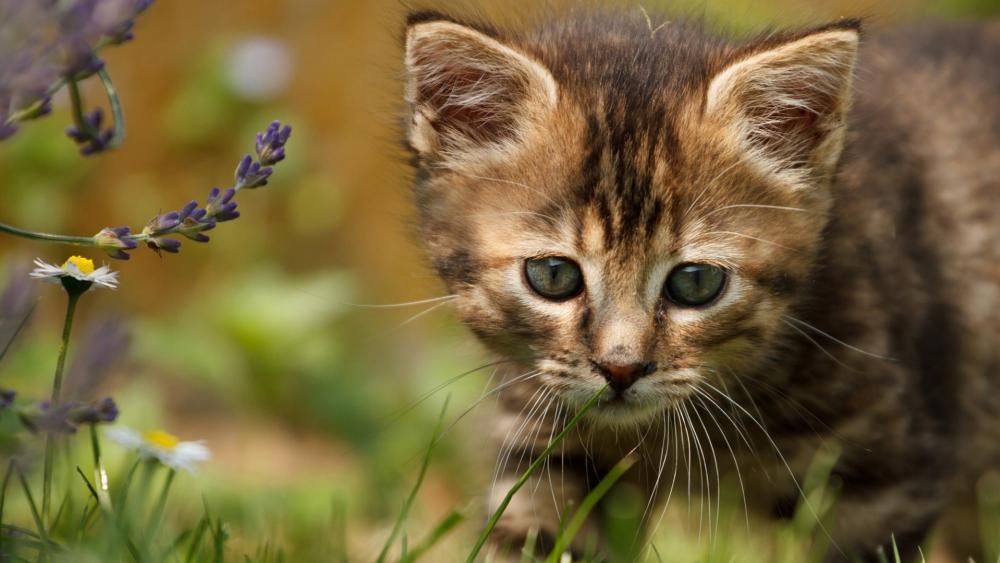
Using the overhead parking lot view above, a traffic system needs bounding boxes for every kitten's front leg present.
[486,391,602,559]
[486,469,598,559]
[822,474,949,563]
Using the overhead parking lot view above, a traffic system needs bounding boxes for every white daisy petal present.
[104,426,210,474]
[29,256,119,291]
[104,426,145,449]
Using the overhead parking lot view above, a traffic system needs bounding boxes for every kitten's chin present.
[586,398,665,428]
[561,385,671,428]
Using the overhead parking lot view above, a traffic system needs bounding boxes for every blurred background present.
[0,0,996,560]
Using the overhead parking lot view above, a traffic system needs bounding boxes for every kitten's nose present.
[594,361,656,393]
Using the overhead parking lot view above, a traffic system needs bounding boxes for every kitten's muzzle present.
[592,360,657,393]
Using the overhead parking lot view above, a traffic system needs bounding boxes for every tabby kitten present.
[402,8,999,561]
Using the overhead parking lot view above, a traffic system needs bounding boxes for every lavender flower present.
[82,120,290,259]
[176,200,216,242]
[0,1,62,138]
[0,0,155,144]
[255,120,292,165]
[19,401,76,434]
[67,396,119,424]
[19,397,119,434]
[65,108,115,155]
[63,315,131,401]
[204,187,240,222]
[235,155,273,189]
[142,211,183,254]
[94,226,138,260]
[0,388,15,409]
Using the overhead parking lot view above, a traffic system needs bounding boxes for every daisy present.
[104,426,211,474]
[30,255,119,291]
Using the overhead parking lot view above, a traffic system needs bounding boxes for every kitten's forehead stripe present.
[576,107,677,252]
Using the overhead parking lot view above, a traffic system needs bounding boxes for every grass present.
[2,380,1000,562]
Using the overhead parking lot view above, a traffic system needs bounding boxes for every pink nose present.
[595,361,655,392]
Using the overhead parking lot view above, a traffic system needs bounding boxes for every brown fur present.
[403,10,1000,561]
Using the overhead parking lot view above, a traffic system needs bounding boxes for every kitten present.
[402,8,999,561]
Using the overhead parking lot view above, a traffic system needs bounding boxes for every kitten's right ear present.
[404,14,558,162]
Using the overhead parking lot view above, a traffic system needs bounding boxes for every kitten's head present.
[403,11,859,426]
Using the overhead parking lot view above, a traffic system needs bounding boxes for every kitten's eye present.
[525,257,584,301]
[665,264,727,307]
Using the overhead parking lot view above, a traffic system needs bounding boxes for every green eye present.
[665,264,727,307]
[525,257,584,301]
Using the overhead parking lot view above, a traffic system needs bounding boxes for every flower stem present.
[67,79,94,138]
[146,469,175,542]
[90,424,112,509]
[97,68,126,148]
[42,288,83,526]
[0,221,97,246]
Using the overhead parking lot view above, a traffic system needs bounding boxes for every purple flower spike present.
[0,389,16,410]
[256,120,292,166]
[20,402,77,435]
[146,236,181,255]
[177,201,199,221]
[95,226,138,260]
[235,158,273,190]
[205,187,240,221]
[0,123,18,141]
[69,397,120,424]
[146,212,181,235]
[66,109,115,156]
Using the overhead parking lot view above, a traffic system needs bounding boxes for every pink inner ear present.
[414,57,524,149]
[406,23,553,154]
[747,84,831,167]
[711,30,859,171]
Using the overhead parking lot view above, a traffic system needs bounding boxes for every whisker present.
[783,315,896,361]
[434,369,543,447]
[707,230,797,251]
[472,211,562,224]
[639,409,670,529]
[397,299,455,327]
[700,381,847,560]
[694,391,750,532]
[782,318,859,372]
[681,402,709,544]
[383,357,532,425]
[702,204,815,218]
[524,392,557,493]
[342,295,458,309]
[648,408,683,542]
[689,399,722,544]
[492,386,549,495]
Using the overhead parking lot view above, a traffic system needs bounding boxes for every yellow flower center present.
[63,255,95,275]
[143,430,179,450]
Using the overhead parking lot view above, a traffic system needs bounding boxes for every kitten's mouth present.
[581,385,665,423]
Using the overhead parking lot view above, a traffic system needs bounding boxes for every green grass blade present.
[0,459,14,552]
[401,509,465,563]
[545,454,636,562]
[183,514,210,563]
[76,466,100,503]
[375,395,451,563]
[467,386,607,563]
[13,462,48,550]
[212,516,228,563]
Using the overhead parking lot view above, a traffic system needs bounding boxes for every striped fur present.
[403,10,1000,561]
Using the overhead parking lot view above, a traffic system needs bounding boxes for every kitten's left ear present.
[404,14,558,163]
[706,22,860,181]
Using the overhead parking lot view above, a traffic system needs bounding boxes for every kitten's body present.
[402,11,999,561]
